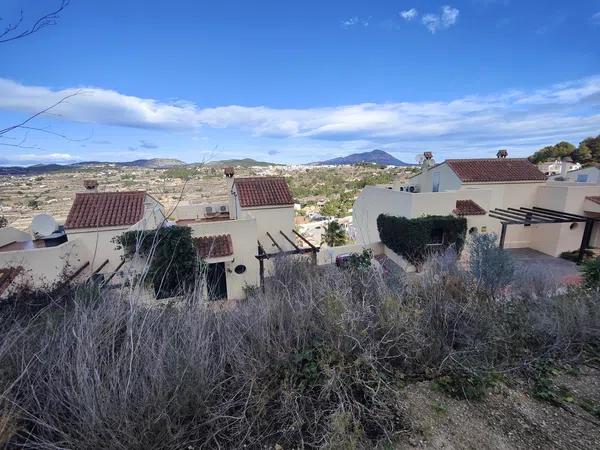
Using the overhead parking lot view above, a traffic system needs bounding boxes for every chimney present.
[497,149,508,159]
[560,156,572,178]
[422,151,435,170]
[83,179,98,192]
[224,167,237,220]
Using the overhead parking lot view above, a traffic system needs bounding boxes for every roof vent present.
[497,149,508,159]
[224,167,234,178]
[423,151,433,160]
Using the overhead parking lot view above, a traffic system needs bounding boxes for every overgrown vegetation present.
[115,226,199,298]
[581,256,600,288]
[0,244,599,448]
[377,214,467,268]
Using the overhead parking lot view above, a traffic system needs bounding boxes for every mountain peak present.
[315,149,410,166]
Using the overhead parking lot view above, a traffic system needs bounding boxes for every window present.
[576,174,589,182]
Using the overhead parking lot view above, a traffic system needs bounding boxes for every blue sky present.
[0,0,599,165]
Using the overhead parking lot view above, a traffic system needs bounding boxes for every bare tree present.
[0,2,82,152]
[0,0,70,44]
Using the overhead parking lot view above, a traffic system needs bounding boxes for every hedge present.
[377,214,467,267]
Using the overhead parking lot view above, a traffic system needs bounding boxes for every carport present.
[488,206,596,264]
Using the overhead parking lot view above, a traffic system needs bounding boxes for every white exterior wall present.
[238,206,296,252]
[462,182,543,248]
[186,218,260,300]
[530,184,600,256]
[416,163,463,193]
[65,227,129,273]
[0,227,31,248]
[317,241,384,266]
[0,239,91,295]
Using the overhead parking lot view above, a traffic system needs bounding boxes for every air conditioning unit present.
[205,206,214,215]
[220,205,228,212]
[408,186,415,193]
[399,186,404,191]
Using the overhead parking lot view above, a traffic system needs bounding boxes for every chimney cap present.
[423,151,433,160]
[83,179,98,190]
[224,167,234,177]
[497,149,508,158]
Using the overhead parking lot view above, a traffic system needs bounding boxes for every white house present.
[550,166,600,184]
[353,151,600,259]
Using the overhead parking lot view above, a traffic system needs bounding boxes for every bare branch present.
[0,0,70,44]
[0,90,81,136]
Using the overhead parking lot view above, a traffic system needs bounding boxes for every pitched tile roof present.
[586,196,600,205]
[65,191,146,229]
[454,199,486,216]
[234,177,294,208]
[0,266,23,296]
[445,158,547,183]
[194,234,233,259]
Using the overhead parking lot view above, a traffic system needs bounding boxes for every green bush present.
[115,226,198,298]
[377,214,467,267]
[560,249,594,263]
[582,257,600,288]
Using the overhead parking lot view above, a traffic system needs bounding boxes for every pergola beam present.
[279,230,301,251]
[266,232,283,252]
[532,206,589,221]
[292,229,318,251]
[507,207,578,223]
[489,209,551,224]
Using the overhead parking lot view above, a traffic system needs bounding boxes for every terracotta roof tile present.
[234,177,294,208]
[194,234,233,259]
[454,199,486,216]
[65,191,146,229]
[445,158,546,183]
[586,196,600,205]
[0,266,23,296]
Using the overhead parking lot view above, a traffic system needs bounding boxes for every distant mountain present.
[315,150,411,166]
[0,157,277,176]
[206,158,281,168]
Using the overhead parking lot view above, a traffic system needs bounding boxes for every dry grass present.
[0,251,598,449]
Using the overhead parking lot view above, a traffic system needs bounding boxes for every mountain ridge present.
[315,149,411,166]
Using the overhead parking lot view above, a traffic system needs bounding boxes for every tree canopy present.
[529,135,600,165]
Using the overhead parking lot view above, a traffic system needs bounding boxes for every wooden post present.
[577,219,594,264]
[259,257,265,293]
[499,223,507,249]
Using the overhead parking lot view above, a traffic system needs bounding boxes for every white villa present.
[0,169,317,301]
[354,151,600,261]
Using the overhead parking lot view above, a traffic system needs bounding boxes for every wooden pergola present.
[256,230,320,290]
[488,206,596,264]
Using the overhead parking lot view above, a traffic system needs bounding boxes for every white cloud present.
[422,5,460,33]
[341,16,370,29]
[16,153,80,162]
[592,12,600,25]
[0,76,600,157]
[400,9,418,21]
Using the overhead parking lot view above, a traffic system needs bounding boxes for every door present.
[207,262,227,300]
[432,172,440,192]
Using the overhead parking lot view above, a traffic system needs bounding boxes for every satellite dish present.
[31,214,57,238]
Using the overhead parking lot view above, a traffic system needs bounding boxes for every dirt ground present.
[397,366,600,449]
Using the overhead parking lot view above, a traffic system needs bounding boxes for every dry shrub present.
[0,253,597,448]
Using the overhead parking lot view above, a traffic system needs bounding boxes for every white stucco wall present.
[529,184,600,256]
[0,239,91,295]
[416,163,463,193]
[0,227,31,248]
[238,206,296,252]
[186,218,260,300]
[317,241,384,266]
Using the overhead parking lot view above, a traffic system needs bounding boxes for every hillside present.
[316,149,411,166]
[206,158,279,167]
